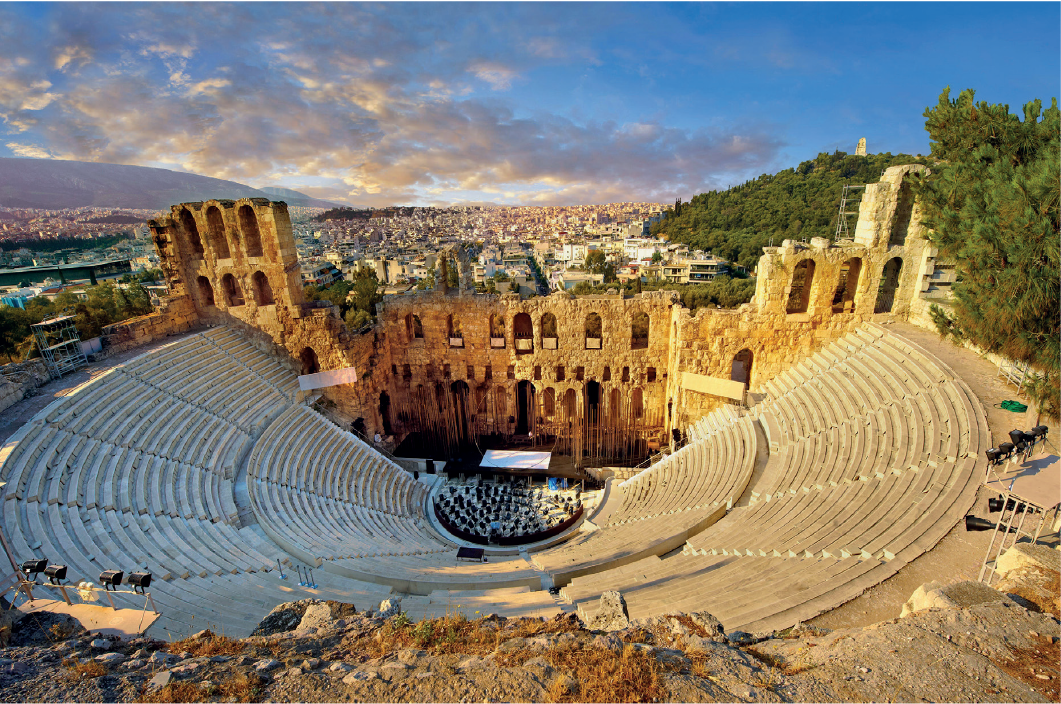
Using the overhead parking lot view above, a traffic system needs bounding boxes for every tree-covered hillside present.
[651,151,932,270]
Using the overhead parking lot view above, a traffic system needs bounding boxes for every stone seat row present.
[400,588,561,621]
[556,325,988,634]
[249,406,427,516]
[602,412,756,525]
[530,408,757,583]
[197,326,302,400]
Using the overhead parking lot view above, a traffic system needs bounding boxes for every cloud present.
[0,4,786,207]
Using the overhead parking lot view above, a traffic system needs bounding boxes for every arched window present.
[180,208,204,256]
[631,387,644,419]
[786,259,815,314]
[514,312,533,353]
[543,387,556,417]
[239,204,264,258]
[631,311,649,349]
[541,312,558,349]
[220,273,244,306]
[585,312,602,349]
[875,257,903,314]
[448,314,463,347]
[299,347,320,375]
[196,276,214,306]
[563,388,577,417]
[831,257,862,313]
[731,349,753,385]
[489,314,505,347]
[406,313,423,340]
[252,271,274,306]
[889,180,915,247]
[206,206,230,259]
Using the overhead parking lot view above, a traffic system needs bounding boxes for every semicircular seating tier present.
[247,405,543,593]
[555,323,988,634]
[531,406,757,582]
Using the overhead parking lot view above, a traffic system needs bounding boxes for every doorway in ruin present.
[731,348,753,385]
[516,380,535,435]
[450,380,470,446]
[875,257,903,314]
[379,391,393,436]
[585,380,601,426]
[197,276,215,307]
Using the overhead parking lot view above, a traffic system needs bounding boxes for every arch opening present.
[631,311,649,349]
[516,380,535,434]
[832,257,863,313]
[379,391,393,436]
[299,347,320,375]
[220,273,244,307]
[447,314,463,347]
[890,180,915,247]
[514,312,533,353]
[406,313,424,340]
[585,312,602,349]
[239,205,264,258]
[731,348,753,385]
[489,314,505,347]
[196,276,214,306]
[786,259,816,314]
[875,257,903,314]
[541,312,558,349]
[206,206,230,259]
[252,271,274,306]
[180,208,205,256]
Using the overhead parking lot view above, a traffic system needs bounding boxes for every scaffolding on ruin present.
[834,184,866,240]
[32,315,87,380]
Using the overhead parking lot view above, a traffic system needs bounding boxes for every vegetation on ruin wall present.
[916,88,1060,418]
[303,267,384,330]
[0,282,154,362]
[651,152,931,270]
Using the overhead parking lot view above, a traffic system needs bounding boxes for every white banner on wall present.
[298,366,358,391]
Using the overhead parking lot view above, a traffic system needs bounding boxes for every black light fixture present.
[1031,425,1049,438]
[21,558,47,582]
[986,447,1003,464]
[44,564,67,585]
[1008,429,1028,451]
[998,442,1015,458]
[99,570,124,591]
[127,572,152,594]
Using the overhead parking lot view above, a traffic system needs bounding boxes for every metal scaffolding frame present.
[32,314,87,379]
[834,184,866,240]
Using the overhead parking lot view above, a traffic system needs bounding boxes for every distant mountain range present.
[0,158,343,210]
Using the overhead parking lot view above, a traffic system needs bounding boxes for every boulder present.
[251,600,313,637]
[996,542,1061,578]
[688,611,727,642]
[901,580,1016,618]
[587,590,630,632]
[378,598,402,619]
[298,603,334,632]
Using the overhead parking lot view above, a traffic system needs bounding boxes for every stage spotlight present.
[99,570,124,591]
[1008,429,1027,450]
[21,559,47,581]
[44,564,67,584]
[998,442,1015,457]
[986,448,1002,464]
[127,572,152,594]
[1031,425,1049,438]
[988,497,1004,513]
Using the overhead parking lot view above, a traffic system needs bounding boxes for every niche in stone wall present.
[180,208,205,257]
[221,273,244,307]
[489,314,505,348]
[239,205,264,258]
[448,314,463,347]
[786,259,815,315]
[407,313,424,340]
[206,206,230,259]
[731,349,753,385]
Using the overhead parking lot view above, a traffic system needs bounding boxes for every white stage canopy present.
[480,450,552,471]
[298,366,358,391]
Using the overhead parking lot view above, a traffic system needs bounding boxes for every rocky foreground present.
[0,549,1057,703]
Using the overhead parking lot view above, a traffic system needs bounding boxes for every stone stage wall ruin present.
[135,165,952,470]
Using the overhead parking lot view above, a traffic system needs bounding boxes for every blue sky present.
[0,2,1056,206]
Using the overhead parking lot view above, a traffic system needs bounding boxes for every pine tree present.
[915,88,1060,375]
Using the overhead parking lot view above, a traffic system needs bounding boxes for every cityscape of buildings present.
[0,200,744,312]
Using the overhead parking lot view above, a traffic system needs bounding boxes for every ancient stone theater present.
[0,165,991,637]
